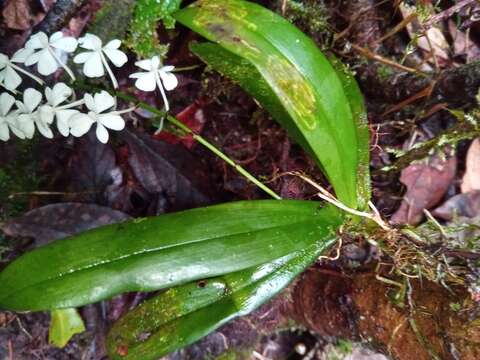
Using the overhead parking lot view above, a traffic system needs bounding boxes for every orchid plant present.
[0,31,178,143]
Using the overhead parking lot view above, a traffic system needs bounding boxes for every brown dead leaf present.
[432,190,480,220]
[391,152,457,225]
[2,0,40,30]
[1,203,130,246]
[400,4,450,62]
[448,20,480,61]
[461,138,480,193]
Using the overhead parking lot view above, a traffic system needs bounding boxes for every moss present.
[87,0,136,42]
[279,0,330,45]
[0,140,41,221]
[126,0,182,58]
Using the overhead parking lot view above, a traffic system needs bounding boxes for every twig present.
[351,43,427,75]
[32,0,88,35]
[424,0,477,28]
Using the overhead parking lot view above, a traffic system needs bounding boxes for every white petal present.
[17,114,35,138]
[23,88,42,113]
[104,39,121,50]
[134,59,153,71]
[96,122,109,143]
[25,32,48,49]
[98,113,124,130]
[79,33,102,51]
[84,93,96,112]
[38,105,55,124]
[0,122,9,141]
[24,51,41,66]
[159,70,178,91]
[161,65,175,72]
[73,51,92,64]
[82,53,104,78]
[56,109,78,136]
[11,48,34,63]
[69,113,94,137]
[49,32,63,42]
[35,118,53,138]
[131,72,156,92]
[0,92,15,116]
[103,48,127,68]
[151,56,161,69]
[51,35,78,53]
[0,54,8,68]
[7,116,26,139]
[93,91,115,113]
[50,82,72,106]
[3,66,22,91]
[36,50,59,75]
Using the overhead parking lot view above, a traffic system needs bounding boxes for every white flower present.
[16,88,53,139]
[73,34,128,88]
[38,83,83,137]
[0,52,44,91]
[129,56,178,111]
[69,91,130,143]
[0,92,24,141]
[17,31,78,79]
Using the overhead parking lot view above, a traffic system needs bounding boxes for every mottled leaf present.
[107,243,324,360]
[175,0,367,209]
[433,190,480,221]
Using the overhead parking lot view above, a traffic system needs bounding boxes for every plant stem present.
[72,81,281,200]
[377,113,480,174]
[10,63,44,86]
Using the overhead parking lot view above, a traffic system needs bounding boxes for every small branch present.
[424,0,477,28]
[377,115,480,174]
[32,0,87,35]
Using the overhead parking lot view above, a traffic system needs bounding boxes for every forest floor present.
[1,0,480,359]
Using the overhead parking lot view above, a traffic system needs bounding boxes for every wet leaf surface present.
[1,203,130,246]
[391,152,457,225]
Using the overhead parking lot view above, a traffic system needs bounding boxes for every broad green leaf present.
[49,308,86,348]
[0,200,342,311]
[127,0,183,57]
[107,243,325,360]
[174,0,365,208]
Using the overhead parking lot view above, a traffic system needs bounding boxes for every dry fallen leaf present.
[448,20,480,62]
[391,152,457,225]
[461,138,480,193]
[400,4,450,62]
[1,203,130,246]
[432,190,480,220]
[2,0,38,30]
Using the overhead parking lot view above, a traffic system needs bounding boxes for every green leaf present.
[174,0,367,209]
[49,308,86,348]
[328,55,371,210]
[107,243,324,360]
[127,0,183,58]
[0,200,342,311]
